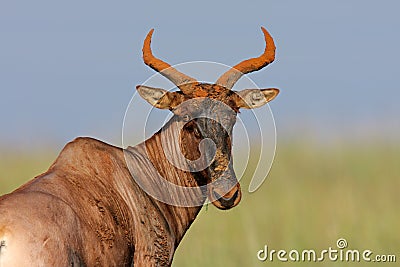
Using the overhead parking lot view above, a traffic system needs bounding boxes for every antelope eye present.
[182,114,191,122]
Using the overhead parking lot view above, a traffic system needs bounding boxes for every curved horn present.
[142,29,198,95]
[216,27,276,89]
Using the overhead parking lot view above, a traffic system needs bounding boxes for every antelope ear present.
[136,85,185,109]
[234,88,279,109]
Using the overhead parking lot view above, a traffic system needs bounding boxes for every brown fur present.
[0,127,207,266]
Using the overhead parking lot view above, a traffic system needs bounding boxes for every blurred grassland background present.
[1,140,398,266]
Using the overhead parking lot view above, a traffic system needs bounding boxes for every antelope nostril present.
[213,189,238,202]
[230,190,239,201]
[211,188,241,210]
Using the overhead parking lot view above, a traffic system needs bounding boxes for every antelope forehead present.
[179,97,236,116]
[192,83,230,96]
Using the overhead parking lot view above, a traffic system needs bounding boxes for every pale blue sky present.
[1,0,399,149]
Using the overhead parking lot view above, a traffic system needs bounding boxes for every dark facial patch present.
[185,99,236,181]
[173,88,241,208]
[68,247,87,267]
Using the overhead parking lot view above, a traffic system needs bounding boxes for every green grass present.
[1,141,399,266]
[0,150,57,195]
[173,141,400,266]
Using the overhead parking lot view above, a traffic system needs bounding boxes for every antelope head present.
[137,27,279,210]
